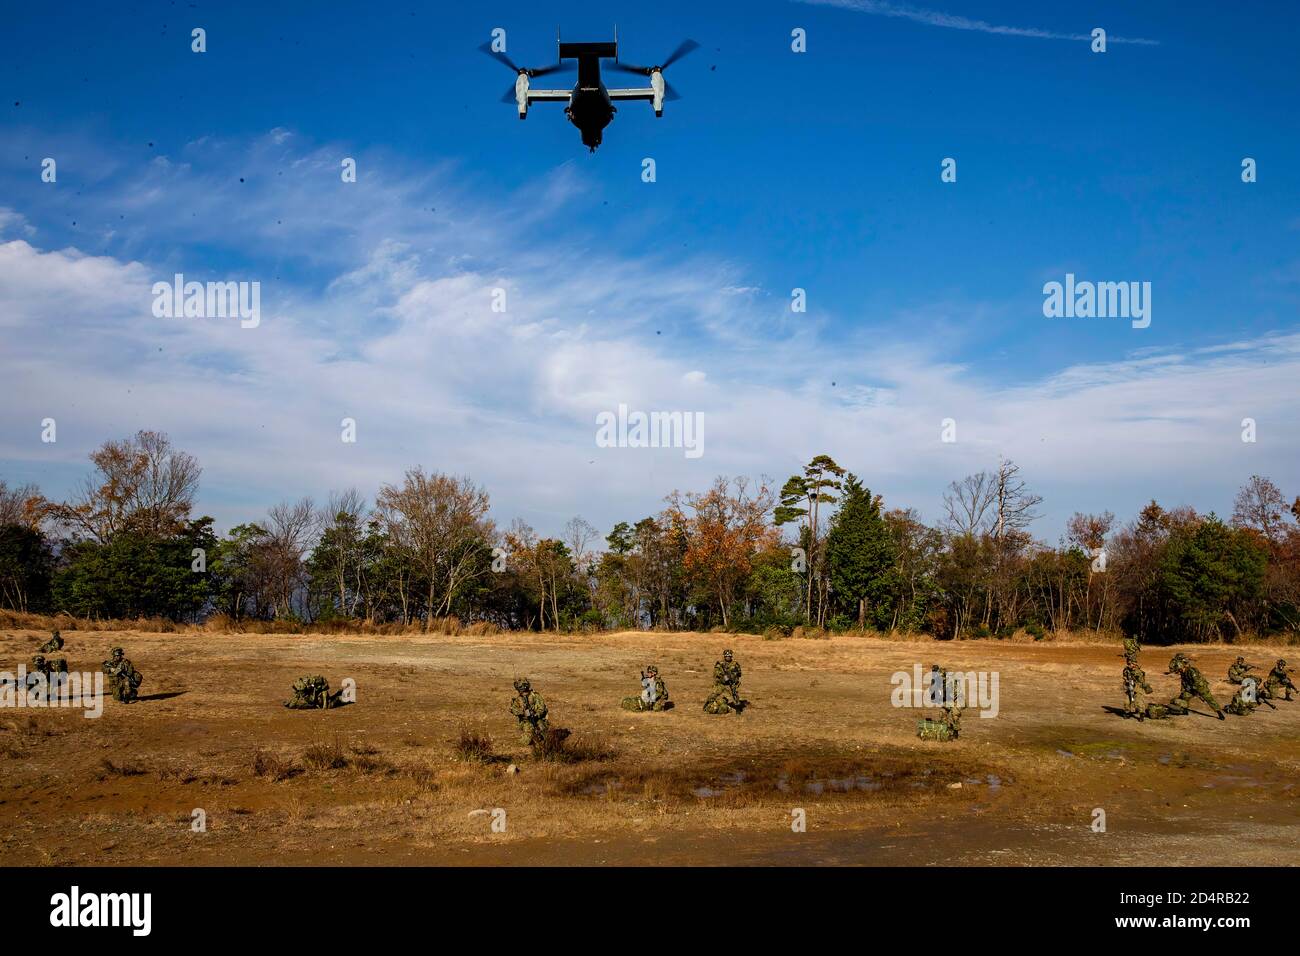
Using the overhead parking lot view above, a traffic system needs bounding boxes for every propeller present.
[478,41,569,78]
[610,39,700,77]
[479,41,571,100]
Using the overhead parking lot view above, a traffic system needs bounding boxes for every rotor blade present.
[661,39,699,69]
[663,81,681,102]
[528,62,570,78]
[609,61,652,76]
[478,42,521,73]
[500,84,518,103]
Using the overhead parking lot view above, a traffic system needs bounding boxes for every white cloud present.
[0,135,1292,544]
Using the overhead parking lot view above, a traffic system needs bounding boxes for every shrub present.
[452,729,495,763]
[301,738,347,770]
[252,750,297,781]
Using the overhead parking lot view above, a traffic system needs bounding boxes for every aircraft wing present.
[525,89,571,102]
[608,88,655,101]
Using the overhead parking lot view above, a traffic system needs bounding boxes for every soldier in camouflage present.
[621,664,673,712]
[1122,655,1153,719]
[284,675,341,709]
[1224,686,1258,716]
[27,655,68,695]
[37,630,64,654]
[703,649,745,714]
[917,699,963,741]
[509,678,549,745]
[1260,658,1295,702]
[1165,654,1225,720]
[1226,656,1257,685]
[101,647,142,704]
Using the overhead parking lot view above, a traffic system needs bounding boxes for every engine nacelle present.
[650,69,665,116]
[516,72,530,118]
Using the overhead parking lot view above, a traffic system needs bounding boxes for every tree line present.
[1,431,1297,643]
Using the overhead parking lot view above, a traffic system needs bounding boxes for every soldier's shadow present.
[136,691,186,702]
[1100,705,1132,719]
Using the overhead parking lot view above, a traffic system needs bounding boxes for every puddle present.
[791,775,883,795]
[1056,749,1074,758]
[693,770,747,798]
[581,776,623,796]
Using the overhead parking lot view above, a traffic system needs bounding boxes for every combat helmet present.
[645,664,658,675]
[722,649,733,661]
[1167,653,1190,674]
[513,677,531,693]
[110,647,124,659]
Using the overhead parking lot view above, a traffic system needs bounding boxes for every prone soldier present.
[283,675,341,709]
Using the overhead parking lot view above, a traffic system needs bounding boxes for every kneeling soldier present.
[101,647,142,704]
[621,664,672,712]
[509,678,549,745]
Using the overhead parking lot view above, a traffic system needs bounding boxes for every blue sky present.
[1,0,1298,543]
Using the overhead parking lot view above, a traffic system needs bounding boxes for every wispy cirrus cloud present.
[1,127,1292,543]
[796,0,1160,46]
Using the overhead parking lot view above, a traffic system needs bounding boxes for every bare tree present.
[59,430,201,541]
[264,497,320,618]
[1232,475,1287,544]
[317,488,368,617]
[991,458,1042,542]
[0,481,47,529]
[942,470,997,537]
[375,468,494,629]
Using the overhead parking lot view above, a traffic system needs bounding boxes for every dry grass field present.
[1,628,1296,866]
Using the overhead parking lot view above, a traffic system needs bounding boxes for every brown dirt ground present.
[0,628,1296,866]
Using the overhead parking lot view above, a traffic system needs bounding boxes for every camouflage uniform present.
[621,665,672,712]
[1226,657,1256,685]
[1260,659,1295,702]
[703,650,744,714]
[509,678,549,745]
[1122,660,1152,718]
[1165,654,1224,720]
[1224,687,1258,716]
[917,701,962,741]
[101,647,142,704]
[26,655,68,698]
[284,675,340,709]
[37,631,64,654]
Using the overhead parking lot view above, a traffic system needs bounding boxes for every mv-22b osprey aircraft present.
[480,33,699,151]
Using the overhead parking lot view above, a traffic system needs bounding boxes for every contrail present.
[796,0,1160,45]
